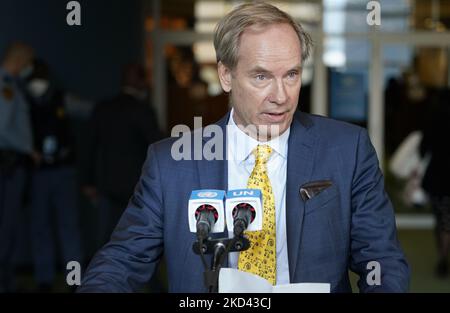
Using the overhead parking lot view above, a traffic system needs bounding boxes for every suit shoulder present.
[149,136,178,157]
[147,128,203,166]
[303,113,365,140]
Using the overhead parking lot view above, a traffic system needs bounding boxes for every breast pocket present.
[304,183,339,215]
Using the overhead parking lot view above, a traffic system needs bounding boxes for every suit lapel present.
[286,111,316,280]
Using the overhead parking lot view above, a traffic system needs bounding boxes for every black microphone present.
[232,202,256,237]
[195,204,219,241]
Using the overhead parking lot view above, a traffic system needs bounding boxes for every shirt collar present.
[227,108,290,162]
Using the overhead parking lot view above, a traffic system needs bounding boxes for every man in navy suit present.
[79,2,409,292]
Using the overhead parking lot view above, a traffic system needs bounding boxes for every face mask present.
[28,79,50,98]
[19,64,34,79]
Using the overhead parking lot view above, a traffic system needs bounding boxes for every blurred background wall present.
[0,0,145,101]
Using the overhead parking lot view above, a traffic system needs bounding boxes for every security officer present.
[81,64,162,248]
[26,59,82,292]
[0,42,34,292]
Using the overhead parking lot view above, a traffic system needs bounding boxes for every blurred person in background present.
[167,47,229,130]
[0,42,34,292]
[167,47,208,129]
[25,59,82,292]
[420,88,450,278]
[81,63,162,249]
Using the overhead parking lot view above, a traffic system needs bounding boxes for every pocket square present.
[299,180,333,201]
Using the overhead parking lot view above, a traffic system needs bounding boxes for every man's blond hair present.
[214,2,313,70]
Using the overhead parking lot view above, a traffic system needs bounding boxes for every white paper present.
[219,268,330,293]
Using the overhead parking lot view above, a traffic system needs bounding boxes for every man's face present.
[218,23,302,140]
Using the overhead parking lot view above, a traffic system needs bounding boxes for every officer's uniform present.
[27,84,82,288]
[0,67,32,292]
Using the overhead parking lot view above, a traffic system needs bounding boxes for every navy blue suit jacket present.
[79,111,409,292]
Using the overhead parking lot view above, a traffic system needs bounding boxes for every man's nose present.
[270,79,288,104]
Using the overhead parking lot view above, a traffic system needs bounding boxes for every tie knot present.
[253,144,272,164]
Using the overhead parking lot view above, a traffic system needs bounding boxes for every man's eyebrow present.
[287,65,302,72]
[247,66,271,75]
[247,65,303,75]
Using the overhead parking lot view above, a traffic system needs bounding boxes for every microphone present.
[232,202,256,237]
[195,204,218,241]
[225,189,263,237]
[188,190,226,241]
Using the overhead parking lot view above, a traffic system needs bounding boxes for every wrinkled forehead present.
[236,23,302,70]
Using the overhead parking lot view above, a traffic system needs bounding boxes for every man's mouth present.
[262,111,287,123]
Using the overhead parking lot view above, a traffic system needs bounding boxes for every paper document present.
[219,268,330,293]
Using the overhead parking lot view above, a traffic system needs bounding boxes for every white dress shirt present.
[226,109,290,285]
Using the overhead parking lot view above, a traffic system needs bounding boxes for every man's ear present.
[217,61,232,93]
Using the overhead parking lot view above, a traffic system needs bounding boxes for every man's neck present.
[231,110,284,142]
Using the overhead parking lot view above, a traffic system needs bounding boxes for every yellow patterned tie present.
[238,144,276,285]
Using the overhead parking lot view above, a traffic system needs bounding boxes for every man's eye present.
[287,72,298,79]
[256,74,266,81]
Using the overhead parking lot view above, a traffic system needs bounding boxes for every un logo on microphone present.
[198,191,218,198]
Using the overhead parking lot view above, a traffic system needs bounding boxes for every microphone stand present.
[207,242,225,293]
[193,236,250,293]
